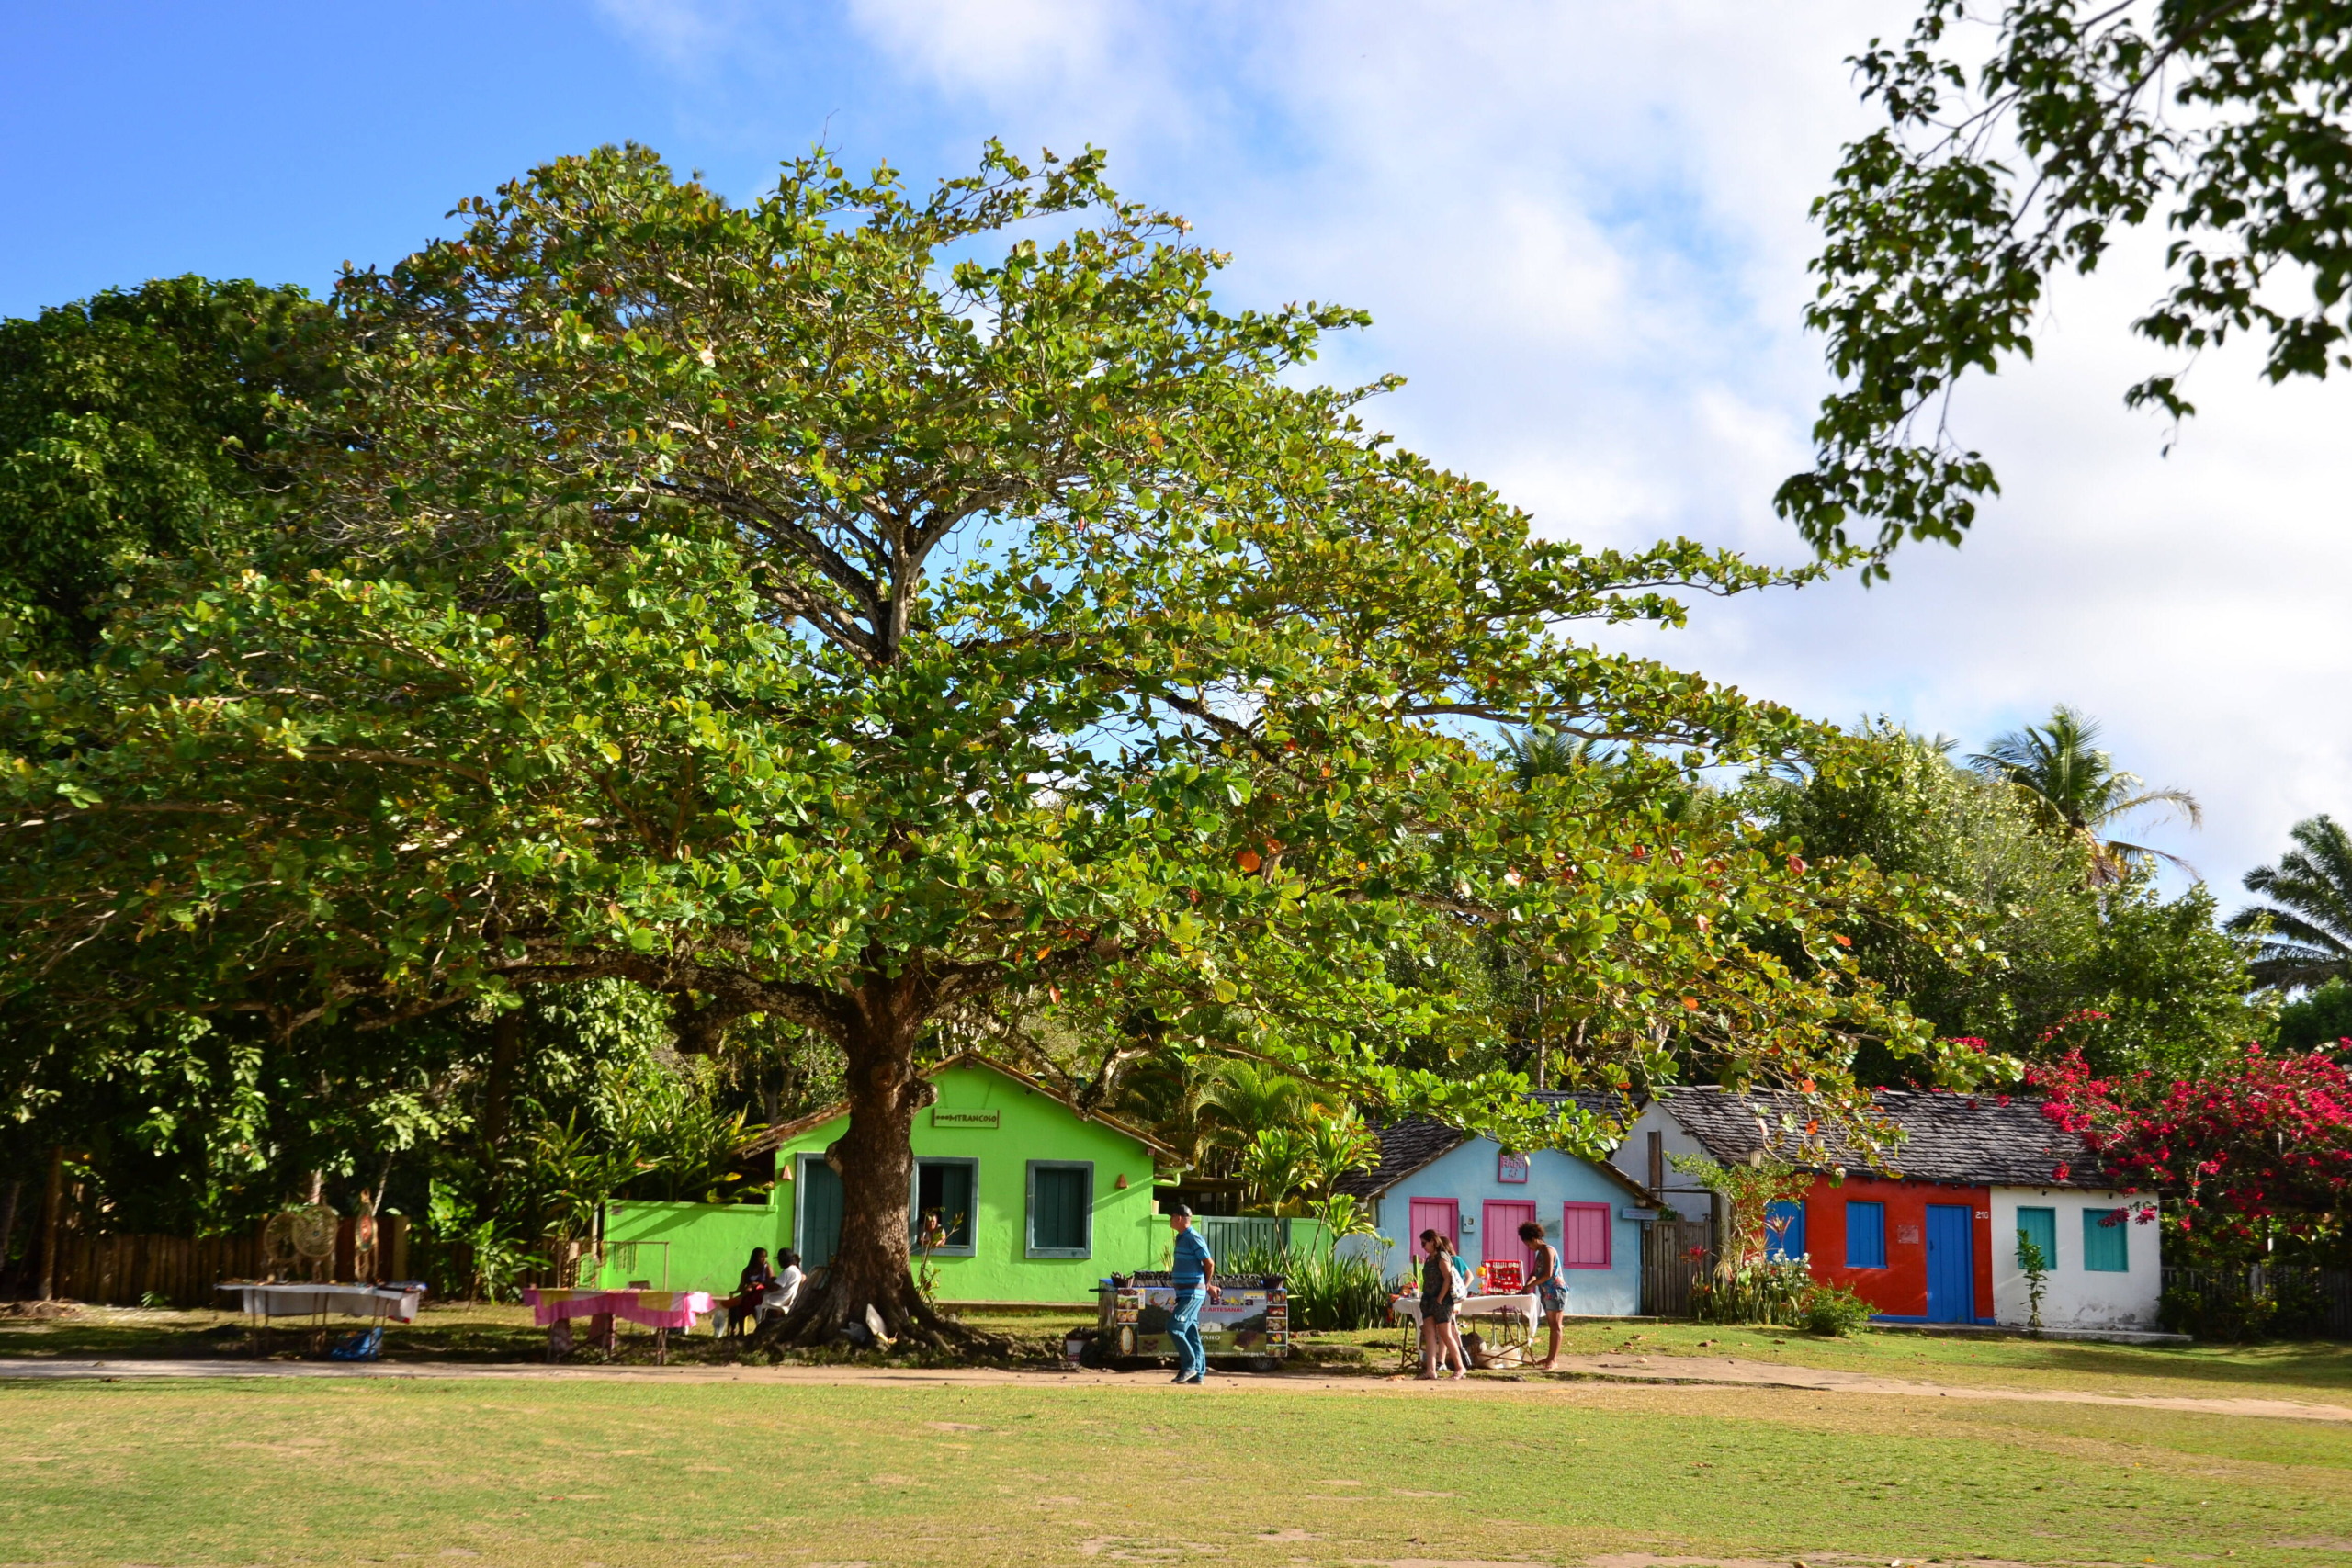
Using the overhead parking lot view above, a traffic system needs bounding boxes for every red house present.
[1613,1087,2108,1325]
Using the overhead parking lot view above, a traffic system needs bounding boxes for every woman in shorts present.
[1521,1219,1568,1370]
[1418,1230,1465,1380]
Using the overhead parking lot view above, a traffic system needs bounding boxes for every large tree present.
[1779,0,2352,572]
[0,145,1973,1345]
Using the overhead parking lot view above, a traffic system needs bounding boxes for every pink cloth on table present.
[524,1288,713,1329]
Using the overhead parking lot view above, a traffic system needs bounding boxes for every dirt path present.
[3,1350,2348,1424]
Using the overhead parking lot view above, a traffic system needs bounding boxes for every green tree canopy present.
[0,276,328,653]
[1751,720,2261,1078]
[1778,0,2352,572]
[0,145,1975,1344]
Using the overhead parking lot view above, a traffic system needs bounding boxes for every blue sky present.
[8,0,2348,902]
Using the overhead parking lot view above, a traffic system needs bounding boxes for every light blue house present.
[1334,1099,1657,1316]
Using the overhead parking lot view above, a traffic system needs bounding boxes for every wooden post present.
[36,1145,63,1301]
[385,1214,410,1284]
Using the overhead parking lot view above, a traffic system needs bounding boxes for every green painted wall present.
[596,1197,782,1296]
[602,1062,1167,1304]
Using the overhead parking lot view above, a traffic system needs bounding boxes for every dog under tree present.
[0,145,1974,1348]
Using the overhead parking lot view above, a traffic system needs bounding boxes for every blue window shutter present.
[1846,1201,1886,1269]
[2016,1206,2057,1269]
[2082,1207,2129,1272]
[1765,1200,1807,1260]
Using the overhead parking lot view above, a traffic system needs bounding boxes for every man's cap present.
[1168,1202,1193,1218]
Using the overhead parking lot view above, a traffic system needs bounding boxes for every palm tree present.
[2227,815,2352,990]
[1198,1060,1318,1147]
[1969,705,2201,885]
[1500,727,1603,788]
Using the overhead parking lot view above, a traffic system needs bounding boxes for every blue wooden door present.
[1925,1204,1974,1322]
[798,1156,844,1270]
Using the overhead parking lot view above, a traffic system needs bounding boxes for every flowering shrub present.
[2030,1043,2352,1244]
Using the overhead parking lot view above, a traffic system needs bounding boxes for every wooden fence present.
[2162,1265,2352,1338]
[1640,1219,1713,1317]
[45,1217,411,1309]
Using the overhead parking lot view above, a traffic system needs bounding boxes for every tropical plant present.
[1299,1105,1381,1198]
[2229,815,2352,992]
[1779,0,2352,572]
[1308,1190,1382,1245]
[1970,707,2200,885]
[1238,1126,1319,1215]
[1199,1062,1321,1148]
[2017,1231,2051,1336]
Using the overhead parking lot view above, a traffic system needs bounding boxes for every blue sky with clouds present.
[8,1,2347,903]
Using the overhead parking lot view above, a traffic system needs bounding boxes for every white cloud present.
[597,0,2352,899]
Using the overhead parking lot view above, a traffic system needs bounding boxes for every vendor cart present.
[1091,1272,1290,1371]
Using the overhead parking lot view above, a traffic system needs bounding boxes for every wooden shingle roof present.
[1657,1085,2109,1189]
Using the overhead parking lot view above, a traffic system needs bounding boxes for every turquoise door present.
[798,1157,844,1269]
[1926,1204,1974,1322]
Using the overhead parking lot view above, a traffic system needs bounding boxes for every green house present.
[599,1055,1182,1306]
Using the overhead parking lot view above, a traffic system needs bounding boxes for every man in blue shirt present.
[1166,1204,1218,1384]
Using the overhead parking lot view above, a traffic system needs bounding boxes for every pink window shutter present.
[1562,1201,1611,1269]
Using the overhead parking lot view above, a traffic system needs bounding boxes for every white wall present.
[1608,1100,1720,1242]
[1989,1188,2163,1330]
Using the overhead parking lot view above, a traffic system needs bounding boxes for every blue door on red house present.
[1925,1204,1974,1322]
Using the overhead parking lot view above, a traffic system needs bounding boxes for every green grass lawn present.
[6,1371,2351,1567]
[1300,1316,2352,1401]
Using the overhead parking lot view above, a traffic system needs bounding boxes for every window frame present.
[1024,1159,1095,1259]
[910,1156,980,1258]
[2081,1205,2130,1272]
[1845,1200,1888,1269]
[2015,1205,2058,1270]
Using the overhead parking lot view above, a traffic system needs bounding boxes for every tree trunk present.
[0,1176,21,1291]
[754,976,1000,1354]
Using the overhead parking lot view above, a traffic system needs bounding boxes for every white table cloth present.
[218,1283,425,1323]
[1390,1292,1540,1332]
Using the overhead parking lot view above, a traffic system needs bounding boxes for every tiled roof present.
[1331,1115,1464,1199]
[1656,1085,2108,1189]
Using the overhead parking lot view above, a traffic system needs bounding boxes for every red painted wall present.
[1798,1176,1994,1321]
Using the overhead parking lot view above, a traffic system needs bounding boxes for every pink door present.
[1484,1200,1537,1275]
[1407,1198,1458,1256]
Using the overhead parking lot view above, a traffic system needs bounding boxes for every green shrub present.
[1802,1282,1873,1337]
[1226,1239,1395,1331]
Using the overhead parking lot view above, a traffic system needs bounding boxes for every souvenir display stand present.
[1092,1272,1290,1370]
